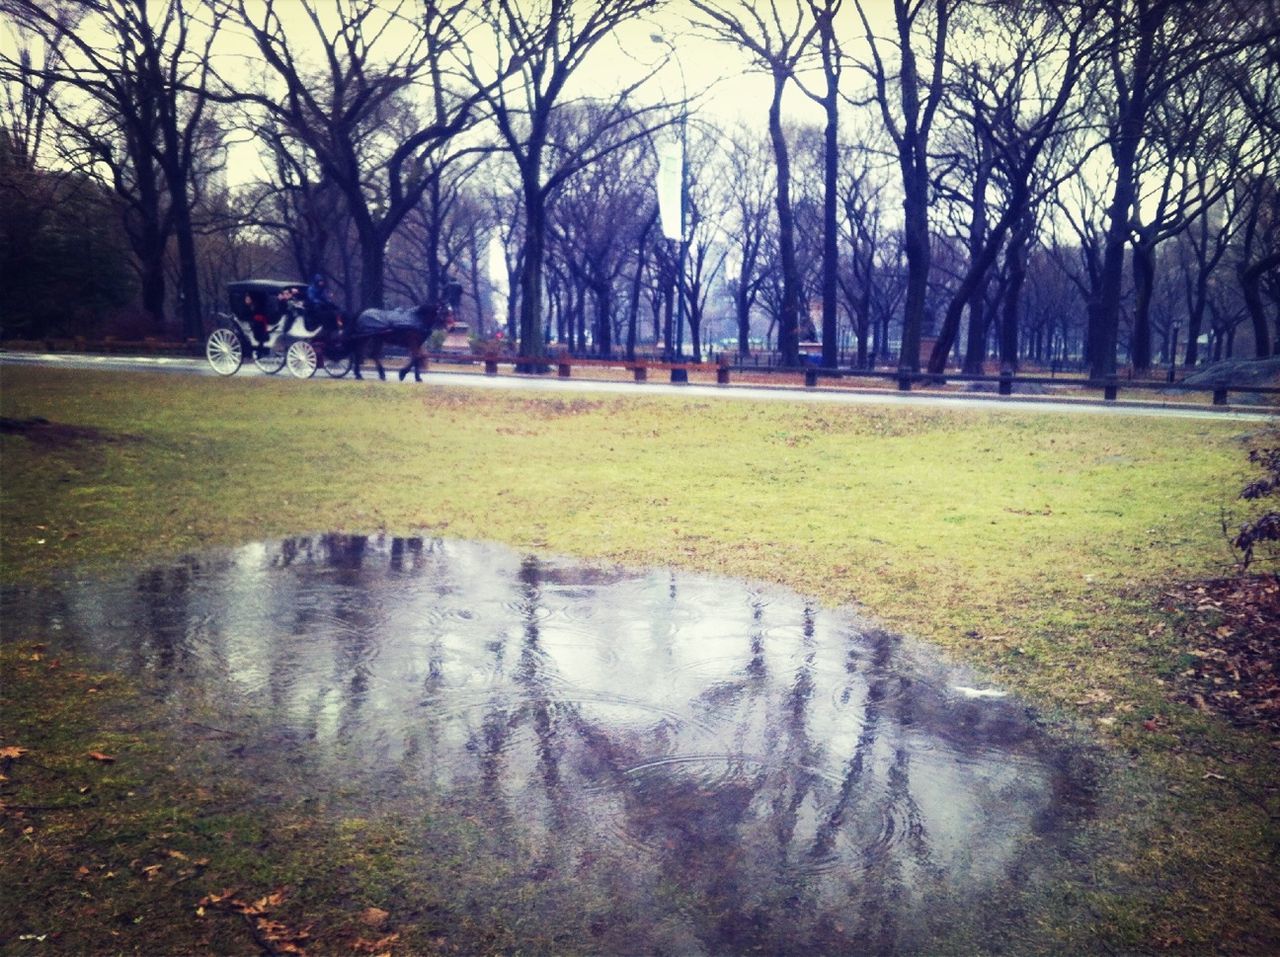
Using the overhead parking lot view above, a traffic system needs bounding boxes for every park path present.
[2,349,1275,423]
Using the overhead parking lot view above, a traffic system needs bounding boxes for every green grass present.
[2,365,1278,953]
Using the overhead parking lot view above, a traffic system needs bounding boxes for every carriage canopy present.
[227,280,306,324]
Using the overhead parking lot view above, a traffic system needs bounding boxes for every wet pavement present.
[4,349,1272,421]
[1,536,1098,953]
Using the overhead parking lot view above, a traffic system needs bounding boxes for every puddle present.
[1,535,1097,954]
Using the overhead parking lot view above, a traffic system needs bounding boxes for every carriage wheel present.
[287,340,318,378]
[205,327,243,376]
[253,341,287,374]
[322,349,353,378]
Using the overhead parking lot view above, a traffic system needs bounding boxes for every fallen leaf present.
[360,907,389,928]
[87,751,115,763]
[352,933,400,954]
[199,889,240,907]
[0,746,29,760]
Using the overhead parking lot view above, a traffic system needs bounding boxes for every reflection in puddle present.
[1,535,1096,953]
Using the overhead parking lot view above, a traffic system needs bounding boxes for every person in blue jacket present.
[307,273,333,307]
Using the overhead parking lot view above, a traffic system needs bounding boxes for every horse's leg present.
[352,340,364,379]
[372,339,387,380]
[398,352,422,382]
[413,332,426,382]
[397,332,423,382]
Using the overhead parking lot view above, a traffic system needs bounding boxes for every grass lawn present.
[2,364,1278,954]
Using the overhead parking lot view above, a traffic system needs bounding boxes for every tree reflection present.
[1,537,1093,954]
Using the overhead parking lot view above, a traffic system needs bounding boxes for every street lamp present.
[651,33,688,363]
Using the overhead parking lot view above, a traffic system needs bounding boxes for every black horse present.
[348,302,449,382]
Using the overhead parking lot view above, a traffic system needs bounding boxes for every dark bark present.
[856,0,950,374]
[1130,237,1155,369]
[520,174,548,360]
[1000,216,1031,371]
[808,0,842,368]
[768,69,801,366]
[930,126,990,374]
[1241,252,1280,357]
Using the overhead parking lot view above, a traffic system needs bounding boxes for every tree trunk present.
[170,184,203,339]
[139,244,167,333]
[820,65,839,368]
[595,283,612,358]
[1092,4,1157,380]
[768,70,800,366]
[519,178,547,362]
[358,224,386,310]
[962,282,988,374]
[1130,238,1155,371]
[1185,268,1208,366]
[1000,218,1030,371]
[1240,253,1280,357]
[899,160,930,372]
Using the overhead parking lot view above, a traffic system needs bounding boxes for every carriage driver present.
[307,274,334,308]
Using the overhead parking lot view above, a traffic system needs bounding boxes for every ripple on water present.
[0,535,1096,956]
[586,750,925,884]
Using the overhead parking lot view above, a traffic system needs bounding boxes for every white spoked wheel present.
[287,340,318,378]
[205,327,243,376]
[253,341,287,374]
[322,349,353,378]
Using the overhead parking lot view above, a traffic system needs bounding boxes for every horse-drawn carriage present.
[205,277,465,382]
[205,279,352,378]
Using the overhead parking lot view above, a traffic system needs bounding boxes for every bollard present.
[670,367,688,384]
[897,368,912,391]
[805,367,818,387]
[998,369,1013,396]
[557,361,571,378]
[632,365,647,382]
[1213,387,1228,406]
[485,358,499,376]
[1104,377,1118,402]
[717,365,730,385]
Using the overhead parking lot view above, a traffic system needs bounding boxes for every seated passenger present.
[245,292,270,355]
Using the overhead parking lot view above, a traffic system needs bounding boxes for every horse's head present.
[412,301,449,329]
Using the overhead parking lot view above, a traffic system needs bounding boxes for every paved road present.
[3,348,1276,423]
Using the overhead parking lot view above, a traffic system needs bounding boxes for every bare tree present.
[1085,0,1265,378]
[462,0,661,364]
[801,0,843,367]
[691,0,817,366]
[721,122,775,358]
[837,142,891,367]
[924,0,1093,376]
[549,107,653,359]
[3,0,226,336]
[220,0,498,310]
[0,17,55,170]
[849,0,953,376]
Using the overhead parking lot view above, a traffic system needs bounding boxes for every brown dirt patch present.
[0,417,130,447]
[1162,573,1280,742]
